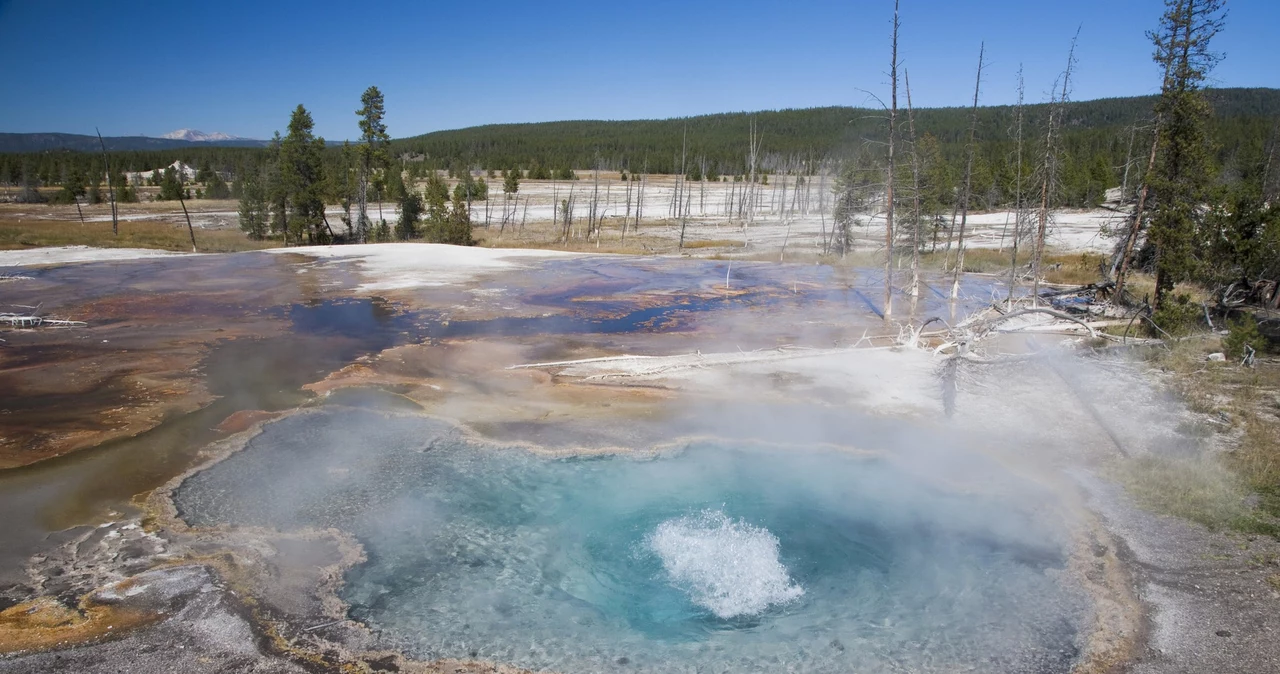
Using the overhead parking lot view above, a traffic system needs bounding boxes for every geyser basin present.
[175,409,1084,673]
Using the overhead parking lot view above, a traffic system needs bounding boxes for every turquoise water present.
[175,409,1084,673]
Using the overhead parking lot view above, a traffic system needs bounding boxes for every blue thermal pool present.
[174,408,1084,673]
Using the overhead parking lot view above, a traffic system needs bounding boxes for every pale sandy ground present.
[0,245,198,266]
[21,175,1127,258]
[266,243,585,291]
[446,176,1127,255]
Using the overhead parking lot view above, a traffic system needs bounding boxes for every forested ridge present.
[2,87,1276,210]
[392,87,1279,175]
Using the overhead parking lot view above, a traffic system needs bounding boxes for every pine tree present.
[356,86,390,243]
[266,132,289,240]
[446,188,475,245]
[423,172,450,225]
[158,166,185,201]
[1145,0,1226,307]
[280,105,328,244]
[395,188,423,240]
[205,170,231,199]
[917,133,952,249]
[237,166,269,239]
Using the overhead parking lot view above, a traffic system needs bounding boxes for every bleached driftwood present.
[1,314,88,328]
[1,303,87,329]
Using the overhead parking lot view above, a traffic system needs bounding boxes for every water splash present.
[647,509,803,619]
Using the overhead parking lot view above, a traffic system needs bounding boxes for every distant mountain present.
[161,129,249,142]
[0,132,267,153]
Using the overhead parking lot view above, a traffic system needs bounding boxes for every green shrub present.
[1223,313,1266,361]
[1150,292,1203,337]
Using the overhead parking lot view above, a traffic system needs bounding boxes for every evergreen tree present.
[1146,0,1226,307]
[54,165,86,203]
[280,105,328,244]
[266,132,288,238]
[503,167,520,195]
[423,172,450,224]
[384,166,406,202]
[446,187,475,245]
[917,133,952,246]
[1202,186,1280,288]
[205,170,231,199]
[158,166,185,201]
[395,188,423,240]
[237,166,269,239]
[356,86,390,243]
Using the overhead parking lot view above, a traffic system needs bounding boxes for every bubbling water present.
[647,509,803,619]
[174,409,1087,673]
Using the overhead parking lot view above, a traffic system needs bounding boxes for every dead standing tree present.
[95,128,118,236]
[904,70,923,300]
[882,0,900,320]
[745,119,762,231]
[950,42,986,300]
[1033,30,1079,302]
[1113,114,1168,298]
[1007,66,1029,304]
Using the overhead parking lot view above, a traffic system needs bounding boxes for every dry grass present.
[1111,454,1270,533]
[899,248,1107,285]
[681,239,746,249]
[1115,338,1280,534]
[0,218,278,253]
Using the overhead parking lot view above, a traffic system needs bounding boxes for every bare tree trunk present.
[883,0,900,319]
[1262,121,1279,202]
[746,120,761,230]
[818,166,829,255]
[728,176,736,219]
[96,128,118,236]
[178,194,197,252]
[357,163,369,243]
[905,71,922,300]
[951,42,985,300]
[343,163,353,239]
[636,164,646,231]
[1120,123,1137,205]
[779,162,788,220]
[699,157,706,215]
[1008,66,1027,304]
[1112,130,1160,300]
[624,170,633,222]
[590,160,600,240]
[567,183,576,239]
[1033,30,1078,303]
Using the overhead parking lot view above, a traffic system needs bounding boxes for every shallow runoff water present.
[175,408,1084,674]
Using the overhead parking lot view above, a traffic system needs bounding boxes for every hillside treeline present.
[2,88,1276,210]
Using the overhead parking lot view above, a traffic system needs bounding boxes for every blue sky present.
[0,0,1275,140]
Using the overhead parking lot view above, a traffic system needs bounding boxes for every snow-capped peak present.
[161,129,244,142]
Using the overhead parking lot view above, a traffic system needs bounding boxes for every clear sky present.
[0,0,1275,140]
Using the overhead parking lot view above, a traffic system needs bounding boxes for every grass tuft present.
[0,218,278,253]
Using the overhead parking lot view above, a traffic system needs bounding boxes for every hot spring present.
[174,408,1085,673]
